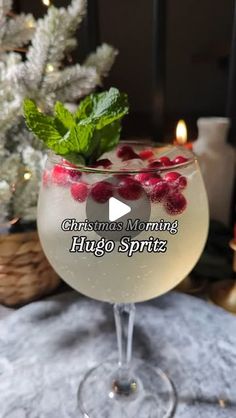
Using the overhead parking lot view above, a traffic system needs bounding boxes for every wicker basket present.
[0,230,60,307]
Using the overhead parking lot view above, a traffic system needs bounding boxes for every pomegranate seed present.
[159,156,173,167]
[71,183,88,202]
[134,173,153,184]
[118,178,143,200]
[150,181,169,203]
[91,181,113,203]
[91,159,112,168]
[165,193,187,215]
[164,172,181,182]
[172,156,189,165]
[139,149,154,160]
[145,177,162,187]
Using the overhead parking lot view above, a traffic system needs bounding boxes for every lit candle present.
[174,120,193,150]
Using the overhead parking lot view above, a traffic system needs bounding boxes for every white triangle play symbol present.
[109,197,131,222]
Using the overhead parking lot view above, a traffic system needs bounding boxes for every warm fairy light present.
[27,19,35,29]
[176,120,188,145]
[24,171,32,181]
[42,0,51,6]
[46,63,54,73]
[219,399,226,408]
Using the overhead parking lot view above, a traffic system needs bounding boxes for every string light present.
[42,0,51,6]
[24,172,32,181]
[218,400,226,408]
[46,63,54,73]
[27,19,35,29]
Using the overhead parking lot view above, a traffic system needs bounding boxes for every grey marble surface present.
[0,291,236,418]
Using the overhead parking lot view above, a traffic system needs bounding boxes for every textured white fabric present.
[0,291,236,417]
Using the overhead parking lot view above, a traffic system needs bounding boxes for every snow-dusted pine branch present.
[0,0,117,222]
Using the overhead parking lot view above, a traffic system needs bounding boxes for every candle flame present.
[176,120,188,145]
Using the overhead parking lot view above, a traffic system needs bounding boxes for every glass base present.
[78,359,177,418]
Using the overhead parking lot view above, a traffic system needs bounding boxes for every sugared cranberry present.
[118,177,143,201]
[150,181,169,203]
[176,176,187,190]
[51,164,81,185]
[164,172,181,182]
[165,193,187,215]
[159,156,173,167]
[91,181,113,203]
[117,145,140,161]
[71,183,88,202]
[134,173,153,184]
[68,169,81,181]
[51,165,69,185]
[145,177,162,187]
[148,160,162,169]
[91,159,112,168]
[172,156,189,165]
[139,149,154,160]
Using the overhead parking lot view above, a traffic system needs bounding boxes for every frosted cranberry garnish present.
[165,193,187,215]
[117,145,140,161]
[91,181,113,203]
[148,160,162,169]
[51,165,69,185]
[51,164,81,185]
[145,177,162,187]
[150,181,169,203]
[134,172,153,184]
[176,176,187,190]
[159,156,173,167]
[172,156,189,165]
[164,172,181,182]
[91,159,112,168]
[118,177,143,201]
[139,149,154,160]
[71,183,88,202]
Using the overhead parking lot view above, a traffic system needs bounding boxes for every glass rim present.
[47,141,196,174]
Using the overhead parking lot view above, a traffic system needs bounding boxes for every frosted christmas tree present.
[0,0,117,224]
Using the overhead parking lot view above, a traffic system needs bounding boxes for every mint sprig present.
[23,88,129,165]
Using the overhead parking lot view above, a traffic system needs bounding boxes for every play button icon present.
[109,197,131,222]
[86,176,151,241]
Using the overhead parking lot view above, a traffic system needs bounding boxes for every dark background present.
[16,0,235,141]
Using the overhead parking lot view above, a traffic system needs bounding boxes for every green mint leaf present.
[91,120,121,161]
[23,88,129,166]
[23,99,63,145]
[54,102,75,130]
[90,88,129,129]
[75,95,93,121]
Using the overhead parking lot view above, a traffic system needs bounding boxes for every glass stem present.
[113,303,137,396]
